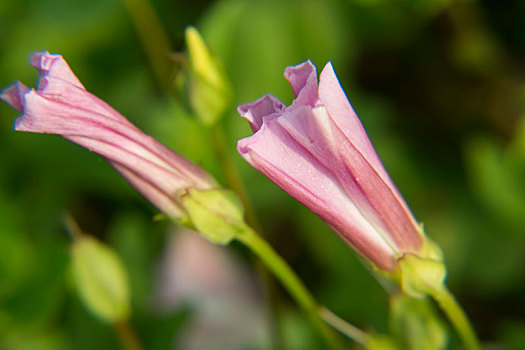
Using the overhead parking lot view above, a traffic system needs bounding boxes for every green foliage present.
[465,128,525,230]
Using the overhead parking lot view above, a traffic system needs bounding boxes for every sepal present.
[398,253,446,299]
[178,188,246,245]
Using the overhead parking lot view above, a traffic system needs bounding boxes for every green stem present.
[210,124,286,349]
[237,227,344,350]
[209,124,262,232]
[319,306,369,346]
[114,320,143,350]
[62,212,83,242]
[121,0,173,90]
[432,287,481,350]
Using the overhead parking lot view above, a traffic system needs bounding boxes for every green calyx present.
[373,234,445,293]
[395,235,446,298]
[397,253,446,299]
[178,187,247,245]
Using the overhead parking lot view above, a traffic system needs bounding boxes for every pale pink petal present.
[18,91,216,193]
[237,94,285,132]
[318,62,422,251]
[276,107,394,246]
[318,63,390,184]
[2,52,217,221]
[284,60,319,107]
[31,51,85,91]
[278,106,422,252]
[238,113,396,270]
[0,82,30,112]
[29,52,126,124]
[112,163,184,220]
[238,60,426,270]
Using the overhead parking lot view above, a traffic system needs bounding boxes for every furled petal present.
[237,94,285,132]
[1,82,30,112]
[31,51,85,91]
[1,51,217,221]
[318,63,408,200]
[318,63,422,251]
[113,163,183,220]
[238,106,396,270]
[238,60,425,271]
[279,106,422,252]
[276,106,393,243]
[28,53,127,124]
[318,63,388,181]
[284,60,319,107]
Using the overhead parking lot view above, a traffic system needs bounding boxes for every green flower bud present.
[184,26,232,126]
[71,235,131,323]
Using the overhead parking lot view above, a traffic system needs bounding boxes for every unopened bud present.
[71,235,131,323]
[184,26,232,126]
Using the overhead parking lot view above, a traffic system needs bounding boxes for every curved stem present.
[432,287,481,350]
[114,320,143,350]
[319,306,369,345]
[237,227,346,350]
[209,124,262,232]
[62,212,83,242]
[209,124,286,348]
[121,0,173,89]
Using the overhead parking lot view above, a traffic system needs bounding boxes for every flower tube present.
[1,51,217,221]
[237,60,429,272]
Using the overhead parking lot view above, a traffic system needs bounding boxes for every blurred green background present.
[0,0,524,349]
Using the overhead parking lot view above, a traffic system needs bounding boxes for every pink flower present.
[237,61,424,271]
[1,51,217,221]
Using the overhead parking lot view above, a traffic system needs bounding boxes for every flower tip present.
[236,135,250,155]
[284,60,317,97]
[13,115,29,132]
[237,94,285,132]
[30,51,55,71]
[320,61,337,81]
[184,26,199,42]
[284,59,315,76]
[236,103,248,116]
[184,26,217,80]
[283,60,319,107]
[0,81,29,112]
[319,60,338,82]
[28,51,84,91]
[237,102,260,132]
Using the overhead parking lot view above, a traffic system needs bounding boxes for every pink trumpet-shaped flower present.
[1,51,217,221]
[237,61,425,271]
